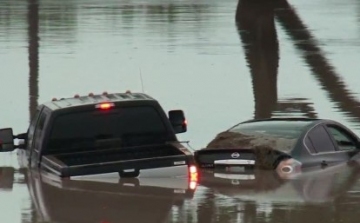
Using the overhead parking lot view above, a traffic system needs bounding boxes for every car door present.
[304,124,349,167]
[323,124,360,158]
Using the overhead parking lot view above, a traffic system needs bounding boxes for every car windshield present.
[229,120,311,139]
[46,106,169,153]
[207,120,312,153]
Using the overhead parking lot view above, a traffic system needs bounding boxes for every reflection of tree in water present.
[0,0,27,37]
[87,3,211,23]
[0,0,77,45]
[275,98,317,118]
[28,0,39,120]
[39,0,77,45]
[274,0,360,125]
[236,0,317,119]
[236,0,279,119]
[144,4,210,22]
[26,0,41,219]
[82,3,211,37]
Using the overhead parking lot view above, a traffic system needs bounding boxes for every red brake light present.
[96,102,115,110]
[189,165,198,181]
[188,165,198,190]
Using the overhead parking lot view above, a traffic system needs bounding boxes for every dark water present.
[1,0,360,222]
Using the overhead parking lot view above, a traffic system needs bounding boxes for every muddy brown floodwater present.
[1,0,360,222]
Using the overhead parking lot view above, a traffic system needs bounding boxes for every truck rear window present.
[46,106,169,153]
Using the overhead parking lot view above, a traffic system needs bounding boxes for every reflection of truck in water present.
[0,92,197,180]
[29,173,197,223]
[1,166,197,223]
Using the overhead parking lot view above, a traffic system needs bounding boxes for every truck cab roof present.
[43,92,156,112]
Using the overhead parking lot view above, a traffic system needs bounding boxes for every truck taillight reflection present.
[189,181,197,190]
[189,165,198,190]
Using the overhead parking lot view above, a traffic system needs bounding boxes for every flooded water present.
[1,0,360,222]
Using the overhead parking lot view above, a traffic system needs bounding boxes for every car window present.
[306,125,336,153]
[326,125,358,151]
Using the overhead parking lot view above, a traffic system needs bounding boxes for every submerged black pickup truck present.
[0,92,197,179]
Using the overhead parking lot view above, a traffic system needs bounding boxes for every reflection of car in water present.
[199,161,360,203]
[195,118,360,178]
[20,170,197,223]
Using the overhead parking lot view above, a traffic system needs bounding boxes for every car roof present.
[220,118,321,153]
[42,92,156,111]
[241,117,320,124]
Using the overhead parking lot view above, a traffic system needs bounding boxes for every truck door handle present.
[321,160,328,168]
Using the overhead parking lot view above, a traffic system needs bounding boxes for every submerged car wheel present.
[119,169,140,178]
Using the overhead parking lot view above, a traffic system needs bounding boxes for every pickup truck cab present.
[0,92,198,180]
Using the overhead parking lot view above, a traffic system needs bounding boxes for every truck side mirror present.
[0,128,15,152]
[169,110,187,134]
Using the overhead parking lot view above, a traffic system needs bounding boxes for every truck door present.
[29,112,49,168]
[26,108,42,165]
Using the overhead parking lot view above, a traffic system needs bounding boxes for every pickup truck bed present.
[41,144,190,177]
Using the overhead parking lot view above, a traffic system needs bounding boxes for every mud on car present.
[195,118,360,178]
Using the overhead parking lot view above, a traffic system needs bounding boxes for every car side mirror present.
[0,128,15,152]
[169,110,187,134]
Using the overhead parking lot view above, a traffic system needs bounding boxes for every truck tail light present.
[188,165,198,190]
